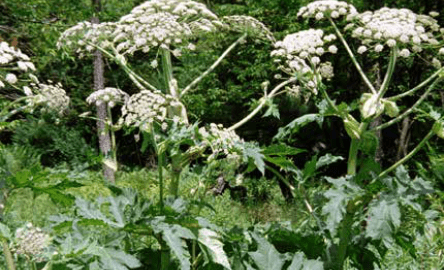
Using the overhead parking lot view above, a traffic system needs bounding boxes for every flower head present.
[298,1,358,20]
[14,223,51,262]
[86,87,129,108]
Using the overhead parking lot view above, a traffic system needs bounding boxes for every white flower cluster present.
[120,90,185,131]
[58,0,274,57]
[25,81,70,115]
[271,29,337,77]
[0,41,36,87]
[14,223,51,262]
[58,0,224,56]
[198,123,243,156]
[86,87,129,108]
[116,12,193,54]
[222,15,275,42]
[298,0,358,20]
[346,7,442,56]
[57,21,116,58]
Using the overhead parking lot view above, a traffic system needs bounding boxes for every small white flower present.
[357,46,367,54]
[374,44,384,52]
[429,11,439,17]
[17,61,28,71]
[311,56,320,65]
[386,39,396,47]
[432,58,442,69]
[439,48,444,55]
[330,11,340,18]
[23,86,33,96]
[5,73,18,84]
[151,59,158,68]
[315,12,324,20]
[399,48,410,58]
[328,45,338,54]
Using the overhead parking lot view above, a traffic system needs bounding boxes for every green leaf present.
[263,100,280,119]
[365,194,401,247]
[316,154,344,169]
[83,243,141,270]
[153,222,195,270]
[382,99,399,117]
[241,142,265,174]
[0,222,11,240]
[248,233,286,270]
[262,144,306,156]
[198,228,231,270]
[322,176,363,235]
[274,114,323,140]
[288,252,323,270]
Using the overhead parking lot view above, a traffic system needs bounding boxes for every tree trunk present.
[92,0,115,183]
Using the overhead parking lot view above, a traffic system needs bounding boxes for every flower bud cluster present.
[26,81,70,115]
[346,7,442,56]
[198,123,243,157]
[86,87,129,108]
[298,1,358,20]
[14,223,51,262]
[120,90,185,131]
[221,15,275,42]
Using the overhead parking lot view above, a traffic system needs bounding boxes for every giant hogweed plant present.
[256,1,443,269]
[57,0,281,198]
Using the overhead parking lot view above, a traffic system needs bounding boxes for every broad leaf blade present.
[248,233,286,270]
[198,228,231,270]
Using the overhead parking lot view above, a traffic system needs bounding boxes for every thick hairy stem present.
[2,239,16,270]
[377,46,397,99]
[329,18,376,94]
[169,154,182,198]
[228,78,296,131]
[378,128,435,179]
[159,236,170,270]
[388,68,443,101]
[347,123,368,176]
[373,77,442,131]
[181,33,248,97]
[151,128,164,213]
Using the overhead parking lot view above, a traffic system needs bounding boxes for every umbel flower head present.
[0,41,36,88]
[25,80,70,115]
[271,29,337,94]
[86,87,129,108]
[298,0,358,20]
[14,223,52,262]
[119,89,186,131]
[346,7,442,56]
[58,0,274,58]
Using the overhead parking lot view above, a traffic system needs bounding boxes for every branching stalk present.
[181,33,248,97]
[377,47,397,99]
[228,77,296,131]
[329,18,376,94]
[377,128,435,179]
[388,68,443,101]
[372,77,442,131]
[347,122,368,175]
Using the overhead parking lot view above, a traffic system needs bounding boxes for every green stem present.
[329,18,377,94]
[347,122,368,176]
[2,239,16,270]
[107,106,118,169]
[161,48,175,97]
[387,68,443,101]
[159,236,170,270]
[377,46,398,99]
[0,106,27,122]
[228,78,296,131]
[372,77,442,131]
[377,128,435,179]
[181,33,248,97]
